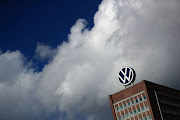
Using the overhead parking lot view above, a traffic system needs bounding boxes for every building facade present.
[109,80,180,120]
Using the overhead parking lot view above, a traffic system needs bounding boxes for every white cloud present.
[35,43,57,61]
[0,51,41,120]
[0,0,180,119]
[0,50,25,84]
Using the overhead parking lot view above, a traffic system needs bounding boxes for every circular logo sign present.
[118,67,136,86]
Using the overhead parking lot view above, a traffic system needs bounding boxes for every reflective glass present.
[126,113,129,118]
[117,107,119,111]
[138,108,141,113]
[130,112,133,116]
[142,107,145,112]
[124,104,126,108]
[143,96,146,100]
[128,102,130,107]
[144,117,147,120]
[119,116,121,120]
[148,115,152,120]
[123,115,125,119]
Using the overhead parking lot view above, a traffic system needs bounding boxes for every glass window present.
[144,117,147,120]
[132,101,134,105]
[130,112,133,116]
[120,105,123,110]
[142,106,145,112]
[146,105,149,110]
[148,115,152,120]
[140,119,143,120]
[123,115,125,119]
[128,102,130,107]
[134,110,137,115]
[119,116,121,120]
[124,104,127,108]
[138,108,141,113]
[136,99,138,103]
[117,107,119,112]
[126,113,129,118]
[143,96,146,100]
[139,97,142,102]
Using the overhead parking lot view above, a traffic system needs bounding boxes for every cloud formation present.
[35,43,57,61]
[0,0,180,119]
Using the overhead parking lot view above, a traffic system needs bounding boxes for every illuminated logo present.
[118,67,136,86]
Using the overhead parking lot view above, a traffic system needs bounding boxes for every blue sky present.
[0,0,101,70]
[0,0,180,120]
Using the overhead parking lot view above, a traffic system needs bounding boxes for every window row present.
[118,114,151,120]
[133,105,149,114]
[116,105,149,113]
[157,93,180,105]
[163,113,180,120]
[160,103,180,113]
[116,96,147,111]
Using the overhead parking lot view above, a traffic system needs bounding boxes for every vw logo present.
[118,67,136,86]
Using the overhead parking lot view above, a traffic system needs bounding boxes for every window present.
[130,112,133,116]
[123,115,125,119]
[126,113,129,118]
[143,96,146,100]
[136,99,138,103]
[138,108,141,113]
[117,107,119,112]
[120,105,123,110]
[148,115,152,120]
[139,97,142,102]
[128,102,130,107]
[124,103,126,108]
[142,107,145,112]
[119,116,121,120]
[132,100,134,105]
[134,110,137,115]
[144,117,147,120]
[146,105,149,110]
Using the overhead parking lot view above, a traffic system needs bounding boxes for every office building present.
[109,80,180,120]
